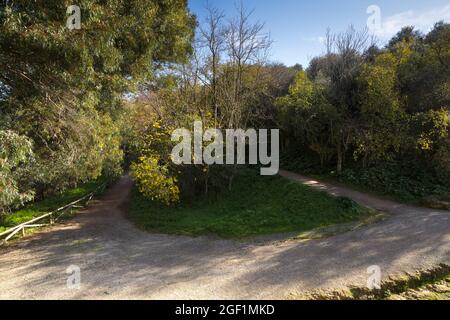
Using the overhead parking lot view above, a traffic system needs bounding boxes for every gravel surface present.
[0,173,448,299]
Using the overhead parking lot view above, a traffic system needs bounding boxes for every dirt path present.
[279,170,414,213]
[0,173,449,299]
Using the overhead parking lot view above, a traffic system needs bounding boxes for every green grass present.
[290,264,450,300]
[129,169,372,239]
[0,178,107,233]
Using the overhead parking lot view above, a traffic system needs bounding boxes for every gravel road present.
[0,173,448,299]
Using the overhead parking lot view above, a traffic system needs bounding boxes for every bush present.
[131,156,180,205]
[339,161,450,202]
[0,130,35,216]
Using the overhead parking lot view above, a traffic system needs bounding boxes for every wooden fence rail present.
[0,184,106,245]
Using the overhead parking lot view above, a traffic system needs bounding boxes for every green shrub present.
[0,130,35,216]
[339,161,450,202]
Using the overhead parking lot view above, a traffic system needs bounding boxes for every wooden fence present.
[0,184,106,245]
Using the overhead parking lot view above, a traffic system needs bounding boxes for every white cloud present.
[374,5,450,39]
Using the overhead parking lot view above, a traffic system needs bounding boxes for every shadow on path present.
[0,174,448,299]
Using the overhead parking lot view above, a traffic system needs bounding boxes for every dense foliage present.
[1,1,448,213]
[126,4,296,203]
[277,24,450,201]
[0,130,34,215]
[0,0,195,215]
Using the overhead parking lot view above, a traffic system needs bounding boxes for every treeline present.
[127,18,450,204]
[277,24,450,200]
[1,1,448,215]
[0,0,195,215]
[124,4,301,204]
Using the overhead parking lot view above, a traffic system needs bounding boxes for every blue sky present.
[188,0,450,67]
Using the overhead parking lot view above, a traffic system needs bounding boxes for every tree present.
[0,0,195,196]
[356,52,405,166]
[276,70,337,167]
[388,26,423,49]
[425,21,450,71]
[0,130,34,217]
[174,2,273,190]
[322,27,373,173]
[396,22,450,113]
[198,3,226,125]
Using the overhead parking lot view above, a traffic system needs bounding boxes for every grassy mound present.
[129,169,372,239]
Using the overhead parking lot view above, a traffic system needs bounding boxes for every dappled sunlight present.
[1,0,449,303]
[0,174,448,299]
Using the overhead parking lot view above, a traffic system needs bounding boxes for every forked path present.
[0,173,449,299]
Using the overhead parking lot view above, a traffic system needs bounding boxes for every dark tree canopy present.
[0,0,195,115]
[0,0,196,199]
[388,26,423,48]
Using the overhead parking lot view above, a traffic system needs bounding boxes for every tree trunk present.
[228,174,234,191]
[205,173,209,196]
[363,152,368,169]
[337,143,343,175]
[228,164,238,191]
